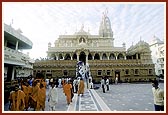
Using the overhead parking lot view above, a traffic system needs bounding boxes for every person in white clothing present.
[73,79,78,93]
[115,74,118,84]
[90,82,93,89]
[101,77,105,93]
[106,77,109,91]
[152,80,164,111]
[48,83,58,111]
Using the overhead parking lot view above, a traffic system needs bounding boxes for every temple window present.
[63,70,68,76]
[102,53,107,60]
[135,69,139,75]
[117,53,124,60]
[138,54,141,59]
[64,53,71,60]
[149,69,153,75]
[88,53,92,60]
[125,69,129,75]
[133,54,136,59]
[79,37,85,43]
[106,70,111,76]
[47,70,50,73]
[94,53,100,60]
[109,53,115,60]
[73,54,77,60]
[97,70,102,76]
[58,54,63,60]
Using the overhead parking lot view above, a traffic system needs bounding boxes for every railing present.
[88,59,142,65]
[4,46,30,60]
[34,60,77,67]
[4,47,34,68]
[33,59,143,67]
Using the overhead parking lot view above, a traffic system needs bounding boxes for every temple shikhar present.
[33,11,156,83]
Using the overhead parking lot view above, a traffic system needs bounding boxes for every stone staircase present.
[67,89,111,111]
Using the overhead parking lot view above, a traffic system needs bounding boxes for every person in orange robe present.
[9,85,25,111]
[30,81,40,110]
[41,79,47,89]
[21,82,30,110]
[64,81,72,105]
[78,78,85,96]
[36,83,46,111]
[27,83,33,96]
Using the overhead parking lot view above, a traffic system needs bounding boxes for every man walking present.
[115,74,118,84]
[64,80,73,105]
[152,80,164,111]
[78,78,85,96]
[48,83,58,111]
[106,77,109,91]
[101,77,105,93]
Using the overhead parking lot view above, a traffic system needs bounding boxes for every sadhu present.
[9,85,25,111]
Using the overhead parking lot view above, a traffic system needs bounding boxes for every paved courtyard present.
[3,82,165,112]
[95,83,164,111]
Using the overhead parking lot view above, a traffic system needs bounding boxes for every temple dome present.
[127,40,150,55]
[74,29,90,35]
[74,24,90,35]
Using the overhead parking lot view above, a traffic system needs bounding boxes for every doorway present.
[115,70,120,82]
[79,51,86,65]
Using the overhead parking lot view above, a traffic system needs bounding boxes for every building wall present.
[4,24,34,81]
[34,12,156,83]
[149,37,164,76]
[33,59,155,83]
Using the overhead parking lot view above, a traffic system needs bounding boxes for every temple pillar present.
[77,53,79,61]
[100,53,102,60]
[15,40,18,50]
[85,52,89,63]
[5,40,8,47]
[136,54,138,59]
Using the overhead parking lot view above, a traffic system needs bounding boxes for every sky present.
[3,2,165,59]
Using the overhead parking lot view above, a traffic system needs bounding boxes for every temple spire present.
[81,23,84,31]
[104,8,108,17]
[99,8,113,38]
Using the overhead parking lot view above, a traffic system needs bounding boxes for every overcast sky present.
[3,2,165,59]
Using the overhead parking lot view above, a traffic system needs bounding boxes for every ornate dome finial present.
[104,8,108,17]
[81,23,84,31]
[140,36,142,41]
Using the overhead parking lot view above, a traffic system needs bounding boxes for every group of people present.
[8,77,86,111]
[9,78,47,111]
[47,77,85,111]
[7,76,164,111]
[62,77,85,105]
[101,76,109,93]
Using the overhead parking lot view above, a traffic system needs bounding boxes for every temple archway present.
[64,53,71,60]
[94,53,100,60]
[88,53,92,60]
[115,70,120,83]
[102,53,107,60]
[73,53,77,60]
[79,51,86,64]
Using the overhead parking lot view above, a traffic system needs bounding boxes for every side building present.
[149,36,165,77]
[33,12,156,83]
[4,23,34,103]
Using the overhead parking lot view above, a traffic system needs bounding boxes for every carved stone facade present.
[33,12,156,83]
